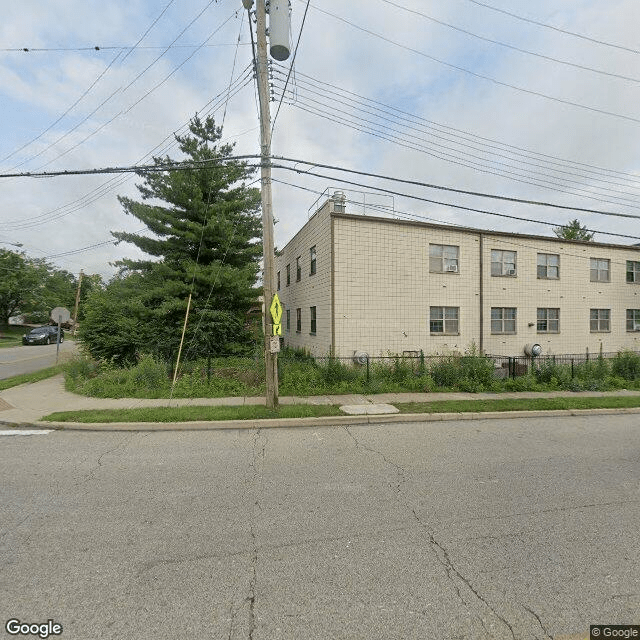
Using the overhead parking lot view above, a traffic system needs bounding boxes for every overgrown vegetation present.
[62,347,640,399]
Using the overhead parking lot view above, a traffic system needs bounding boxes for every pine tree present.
[553,218,594,242]
[84,116,262,362]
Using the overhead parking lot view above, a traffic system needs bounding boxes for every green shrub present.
[611,351,640,380]
[429,356,460,388]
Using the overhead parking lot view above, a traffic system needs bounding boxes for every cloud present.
[1,0,639,281]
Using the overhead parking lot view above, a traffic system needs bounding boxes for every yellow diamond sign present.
[269,293,283,336]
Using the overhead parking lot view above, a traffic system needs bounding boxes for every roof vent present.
[332,191,346,213]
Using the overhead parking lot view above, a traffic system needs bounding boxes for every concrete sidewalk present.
[2,373,640,431]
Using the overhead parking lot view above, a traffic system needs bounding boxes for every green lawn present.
[0,326,27,348]
[0,366,63,391]
[42,404,344,423]
[41,395,640,423]
[398,396,640,413]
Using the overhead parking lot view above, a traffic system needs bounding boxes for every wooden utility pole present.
[72,270,83,334]
[255,0,279,408]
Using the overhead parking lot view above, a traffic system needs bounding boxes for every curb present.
[5,406,640,432]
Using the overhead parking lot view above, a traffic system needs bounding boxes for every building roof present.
[331,211,638,251]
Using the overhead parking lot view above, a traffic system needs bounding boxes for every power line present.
[271,0,311,135]
[271,72,640,207]
[0,71,254,230]
[0,43,252,53]
[302,0,640,126]
[464,0,640,56]
[2,0,176,167]
[268,157,640,219]
[9,2,231,173]
[284,96,640,211]
[378,0,640,85]
[273,63,640,184]
[4,153,640,224]
[270,174,640,242]
[273,178,640,262]
[35,10,237,172]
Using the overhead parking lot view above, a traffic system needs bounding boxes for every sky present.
[1,0,639,281]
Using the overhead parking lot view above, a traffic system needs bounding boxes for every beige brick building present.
[275,196,640,358]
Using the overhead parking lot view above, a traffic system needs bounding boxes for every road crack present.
[344,425,516,640]
[522,604,552,640]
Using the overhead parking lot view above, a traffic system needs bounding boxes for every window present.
[491,307,517,334]
[296,308,301,333]
[277,271,280,291]
[296,256,301,282]
[590,258,610,282]
[286,309,290,333]
[537,253,559,279]
[310,246,317,275]
[310,306,316,334]
[286,264,290,286]
[627,261,640,283]
[491,250,517,276]
[590,308,610,332]
[627,309,640,331]
[430,307,459,334]
[429,244,459,273]
[537,308,559,333]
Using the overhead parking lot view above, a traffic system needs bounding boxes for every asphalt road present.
[0,341,78,379]
[1,415,638,640]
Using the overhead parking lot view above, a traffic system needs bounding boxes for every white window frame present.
[537,253,559,279]
[429,244,459,273]
[627,261,640,283]
[491,307,517,334]
[491,250,517,277]
[590,308,610,332]
[590,258,610,282]
[430,306,459,335]
[626,309,640,332]
[537,308,559,333]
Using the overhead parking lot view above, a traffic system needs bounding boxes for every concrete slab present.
[340,403,399,415]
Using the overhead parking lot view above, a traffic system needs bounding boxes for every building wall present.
[332,213,640,357]
[482,233,640,355]
[275,202,333,356]
[275,202,640,358]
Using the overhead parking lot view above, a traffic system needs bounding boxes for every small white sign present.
[269,336,281,353]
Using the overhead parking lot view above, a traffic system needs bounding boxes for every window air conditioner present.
[507,268,517,276]
[447,265,458,273]
[634,323,640,331]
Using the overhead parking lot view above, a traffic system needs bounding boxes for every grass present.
[0,326,27,348]
[42,403,343,423]
[0,365,63,391]
[40,394,640,423]
[397,396,640,414]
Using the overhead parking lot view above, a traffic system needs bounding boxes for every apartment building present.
[275,195,640,358]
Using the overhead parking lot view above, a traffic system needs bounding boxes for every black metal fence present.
[175,349,640,384]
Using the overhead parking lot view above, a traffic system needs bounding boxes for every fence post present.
[571,358,574,379]
[586,347,589,362]
[508,357,513,378]
[366,355,370,383]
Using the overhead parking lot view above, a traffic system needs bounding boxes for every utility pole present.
[72,270,83,335]
[256,0,279,408]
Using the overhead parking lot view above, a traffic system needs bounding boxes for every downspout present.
[479,232,484,354]
[330,215,336,356]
